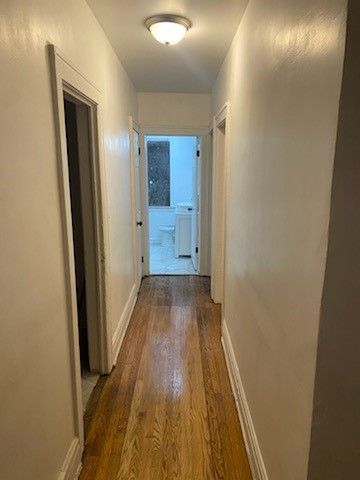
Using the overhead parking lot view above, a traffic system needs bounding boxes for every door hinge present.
[196,149,200,157]
[195,247,198,254]
[141,256,144,263]
[138,146,141,155]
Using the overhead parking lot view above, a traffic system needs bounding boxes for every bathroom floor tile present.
[150,244,196,275]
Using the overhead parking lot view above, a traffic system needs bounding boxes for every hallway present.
[80,276,252,479]
[2,1,358,478]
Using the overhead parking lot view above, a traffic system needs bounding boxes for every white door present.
[134,130,143,289]
[191,139,200,271]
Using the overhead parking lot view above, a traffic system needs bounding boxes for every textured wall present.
[138,92,210,129]
[0,1,137,478]
[211,0,347,478]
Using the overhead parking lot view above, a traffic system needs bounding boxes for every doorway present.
[144,135,199,275]
[63,95,101,412]
[50,45,112,453]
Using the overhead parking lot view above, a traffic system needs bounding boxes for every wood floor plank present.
[79,276,252,480]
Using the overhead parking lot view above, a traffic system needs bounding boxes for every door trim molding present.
[211,101,230,304]
[139,127,212,276]
[129,116,142,289]
[49,45,112,458]
[198,134,212,276]
[140,125,209,136]
[222,320,269,480]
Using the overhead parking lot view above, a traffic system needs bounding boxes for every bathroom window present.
[147,141,170,206]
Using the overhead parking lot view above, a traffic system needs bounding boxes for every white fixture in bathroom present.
[159,225,175,246]
[175,202,192,257]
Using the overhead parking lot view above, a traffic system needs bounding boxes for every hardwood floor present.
[80,276,252,480]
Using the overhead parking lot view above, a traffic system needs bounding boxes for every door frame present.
[211,102,230,304]
[139,127,211,276]
[129,116,143,290]
[190,141,200,271]
[49,45,112,449]
[198,134,213,276]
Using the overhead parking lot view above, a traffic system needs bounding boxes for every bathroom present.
[146,135,198,274]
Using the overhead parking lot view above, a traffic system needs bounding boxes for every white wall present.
[212,0,347,479]
[147,136,197,244]
[0,1,137,479]
[169,136,197,205]
[147,135,196,206]
[138,92,211,130]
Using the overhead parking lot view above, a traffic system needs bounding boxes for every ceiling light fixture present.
[144,14,192,45]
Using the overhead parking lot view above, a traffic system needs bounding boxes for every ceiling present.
[86,0,247,93]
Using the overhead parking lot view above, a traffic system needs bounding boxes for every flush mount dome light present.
[144,14,192,45]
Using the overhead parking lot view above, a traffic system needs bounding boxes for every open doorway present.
[63,96,100,412]
[50,45,112,450]
[145,135,199,275]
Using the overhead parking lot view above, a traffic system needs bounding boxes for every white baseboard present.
[221,320,268,480]
[112,283,138,365]
[58,437,82,480]
[58,284,138,480]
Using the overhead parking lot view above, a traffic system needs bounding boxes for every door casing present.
[129,117,143,291]
[211,102,231,306]
[49,45,112,454]
[190,139,200,271]
[139,128,212,276]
